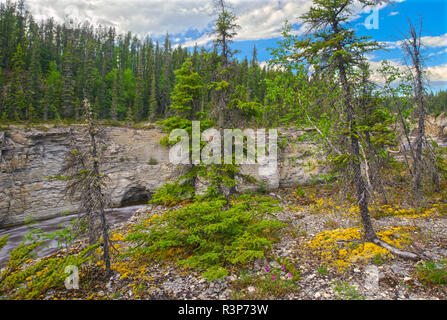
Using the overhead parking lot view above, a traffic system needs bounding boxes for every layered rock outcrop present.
[0,125,323,226]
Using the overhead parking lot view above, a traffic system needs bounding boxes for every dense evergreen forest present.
[0,0,275,123]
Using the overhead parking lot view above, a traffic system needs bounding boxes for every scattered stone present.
[247,286,256,294]
[391,263,408,277]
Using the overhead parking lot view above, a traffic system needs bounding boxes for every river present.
[0,205,146,268]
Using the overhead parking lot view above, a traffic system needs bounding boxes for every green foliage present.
[415,260,447,286]
[148,157,158,165]
[0,241,99,299]
[332,281,365,300]
[157,116,214,147]
[155,115,249,203]
[0,235,8,251]
[435,147,447,182]
[255,277,299,299]
[150,181,195,207]
[195,164,239,201]
[0,0,273,124]
[0,210,97,300]
[202,266,229,281]
[426,91,447,116]
[295,186,306,198]
[126,194,284,280]
[149,161,251,207]
[317,265,328,275]
[257,181,268,194]
[170,58,204,117]
[212,1,240,64]
[45,219,86,249]
[157,116,193,133]
[21,217,87,252]
[373,253,386,265]
[233,264,300,299]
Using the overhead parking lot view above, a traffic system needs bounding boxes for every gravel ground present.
[40,191,447,301]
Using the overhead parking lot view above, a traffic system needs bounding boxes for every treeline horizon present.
[0,0,276,124]
[0,0,446,125]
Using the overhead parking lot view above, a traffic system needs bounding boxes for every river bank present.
[5,186,444,301]
[0,205,145,267]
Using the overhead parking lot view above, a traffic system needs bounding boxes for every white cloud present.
[367,58,447,84]
[25,0,215,39]
[426,63,447,82]
[428,48,447,57]
[22,0,319,47]
[183,34,214,48]
[384,33,447,49]
[231,0,313,41]
[183,0,314,47]
[419,33,447,48]
[367,59,407,83]
[22,0,397,47]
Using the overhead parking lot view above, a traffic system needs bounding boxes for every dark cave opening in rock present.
[120,187,152,207]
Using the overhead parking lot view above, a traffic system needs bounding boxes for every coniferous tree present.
[271,0,419,260]
[212,0,240,128]
[0,0,275,123]
[170,58,204,119]
[160,33,172,116]
[149,68,157,121]
[42,61,62,121]
[133,52,145,121]
[110,68,119,121]
[7,43,27,120]
[61,97,112,276]
[61,39,75,119]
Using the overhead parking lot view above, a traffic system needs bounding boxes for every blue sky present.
[22,0,447,90]
[230,1,447,91]
[236,0,447,63]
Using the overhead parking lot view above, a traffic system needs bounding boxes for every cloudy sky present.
[20,0,447,90]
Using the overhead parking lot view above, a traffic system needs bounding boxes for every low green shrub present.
[332,281,365,300]
[149,181,195,207]
[415,260,447,286]
[126,194,284,280]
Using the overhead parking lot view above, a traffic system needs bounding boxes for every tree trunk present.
[339,64,377,241]
[89,118,111,276]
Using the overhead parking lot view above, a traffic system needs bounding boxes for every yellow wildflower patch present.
[110,231,126,242]
[376,204,439,219]
[307,226,417,272]
[307,197,340,215]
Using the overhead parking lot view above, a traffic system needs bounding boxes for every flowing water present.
[0,205,146,268]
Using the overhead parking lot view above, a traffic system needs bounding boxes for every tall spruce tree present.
[170,58,204,119]
[61,38,75,119]
[8,43,27,120]
[133,51,145,121]
[212,0,240,128]
[283,0,418,259]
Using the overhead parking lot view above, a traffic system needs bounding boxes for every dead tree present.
[400,18,440,201]
[61,98,112,276]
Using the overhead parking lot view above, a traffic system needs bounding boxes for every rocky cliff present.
[0,125,323,227]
